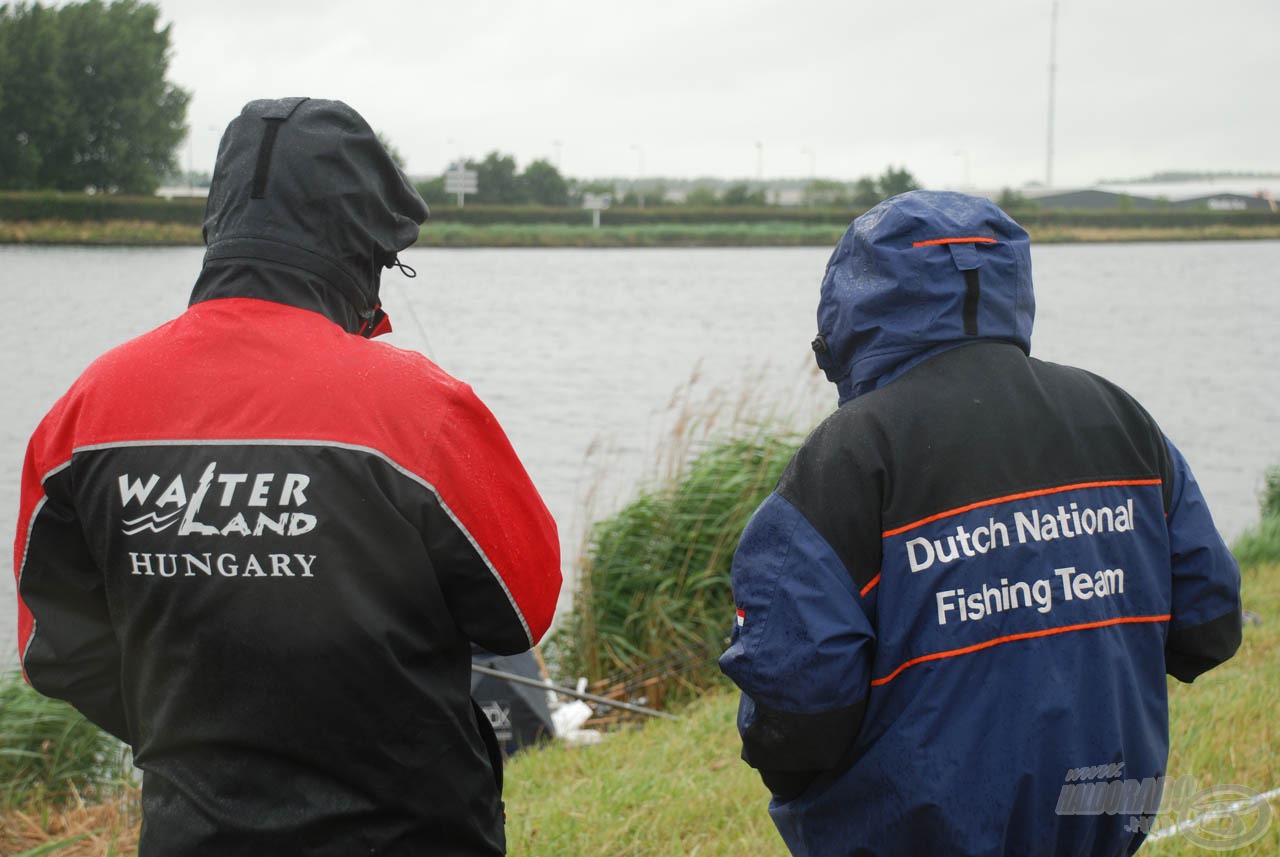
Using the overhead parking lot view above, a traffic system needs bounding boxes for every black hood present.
[197,97,428,331]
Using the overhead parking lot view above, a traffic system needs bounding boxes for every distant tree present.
[569,179,615,206]
[802,179,850,207]
[0,0,190,193]
[877,166,920,199]
[997,187,1032,211]
[618,182,667,207]
[414,175,449,207]
[467,151,525,204]
[520,158,569,206]
[722,182,767,206]
[852,177,880,209]
[161,167,211,188]
[376,132,406,170]
[683,186,720,206]
[0,3,66,189]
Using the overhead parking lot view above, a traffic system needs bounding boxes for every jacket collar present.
[190,261,362,333]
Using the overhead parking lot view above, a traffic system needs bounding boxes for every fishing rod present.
[471,663,677,721]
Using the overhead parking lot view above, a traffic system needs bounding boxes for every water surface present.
[3,242,1278,661]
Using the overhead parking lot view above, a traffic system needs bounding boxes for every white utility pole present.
[1046,0,1059,188]
[630,144,645,208]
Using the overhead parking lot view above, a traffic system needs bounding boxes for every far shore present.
[4,219,1280,248]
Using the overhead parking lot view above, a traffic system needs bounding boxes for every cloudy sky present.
[157,0,1278,188]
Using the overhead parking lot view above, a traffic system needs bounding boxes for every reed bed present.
[551,366,829,696]
[0,674,130,811]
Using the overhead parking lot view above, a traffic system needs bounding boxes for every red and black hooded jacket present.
[13,98,561,856]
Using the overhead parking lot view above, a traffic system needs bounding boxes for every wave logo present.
[121,508,184,535]
[117,462,316,538]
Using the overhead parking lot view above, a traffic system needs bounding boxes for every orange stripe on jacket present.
[912,236,998,248]
[870,613,1171,687]
[860,572,882,598]
[882,478,1163,540]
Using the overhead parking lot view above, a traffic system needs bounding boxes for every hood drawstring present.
[391,257,417,279]
[355,257,415,338]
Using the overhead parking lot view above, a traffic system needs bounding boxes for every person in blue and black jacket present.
[719,191,1241,857]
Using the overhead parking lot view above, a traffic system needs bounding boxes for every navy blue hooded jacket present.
[719,191,1241,857]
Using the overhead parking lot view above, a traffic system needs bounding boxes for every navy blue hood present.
[813,191,1035,404]
[198,97,428,333]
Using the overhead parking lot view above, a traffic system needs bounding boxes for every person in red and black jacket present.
[13,97,562,856]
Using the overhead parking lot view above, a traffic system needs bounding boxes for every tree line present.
[416,154,922,209]
[0,0,189,194]
[0,0,922,207]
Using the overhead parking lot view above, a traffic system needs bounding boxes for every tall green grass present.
[551,369,828,693]
[1230,465,1280,569]
[0,672,129,811]
[556,432,799,690]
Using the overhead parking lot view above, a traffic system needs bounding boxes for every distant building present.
[1020,186,1277,212]
[156,185,210,200]
[1023,188,1162,211]
[1171,193,1275,212]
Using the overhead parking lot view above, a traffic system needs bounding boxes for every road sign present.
[582,193,611,228]
[445,165,478,206]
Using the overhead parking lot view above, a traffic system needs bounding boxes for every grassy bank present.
[0,219,202,245]
[2,580,1276,856]
[506,559,1280,856]
[4,218,1280,247]
[0,674,135,856]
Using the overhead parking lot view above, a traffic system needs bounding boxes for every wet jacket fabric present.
[719,192,1241,857]
[14,98,562,856]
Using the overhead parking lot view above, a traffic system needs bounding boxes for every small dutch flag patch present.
[735,608,745,628]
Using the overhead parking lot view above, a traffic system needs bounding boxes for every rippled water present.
[3,241,1279,661]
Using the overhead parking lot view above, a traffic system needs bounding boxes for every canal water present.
[3,241,1278,661]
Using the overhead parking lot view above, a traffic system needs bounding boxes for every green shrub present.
[1231,517,1280,570]
[1262,465,1280,520]
[1229,464,1280,569]
[0,671,129,809]
[554,431,799,694]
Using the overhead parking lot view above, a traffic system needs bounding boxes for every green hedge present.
[0,191,206,224]
[2,190,1278,229]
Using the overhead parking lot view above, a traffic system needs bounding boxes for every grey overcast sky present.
[157,0,1279,188]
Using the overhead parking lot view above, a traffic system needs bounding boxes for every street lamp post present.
[1046,0,1059,188]
[630,144,645,208]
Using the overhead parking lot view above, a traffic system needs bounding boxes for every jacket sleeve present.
[14,413,132,744]
[420,382,562,655]
[1162,437,1242,683]
[718,492,875,800]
